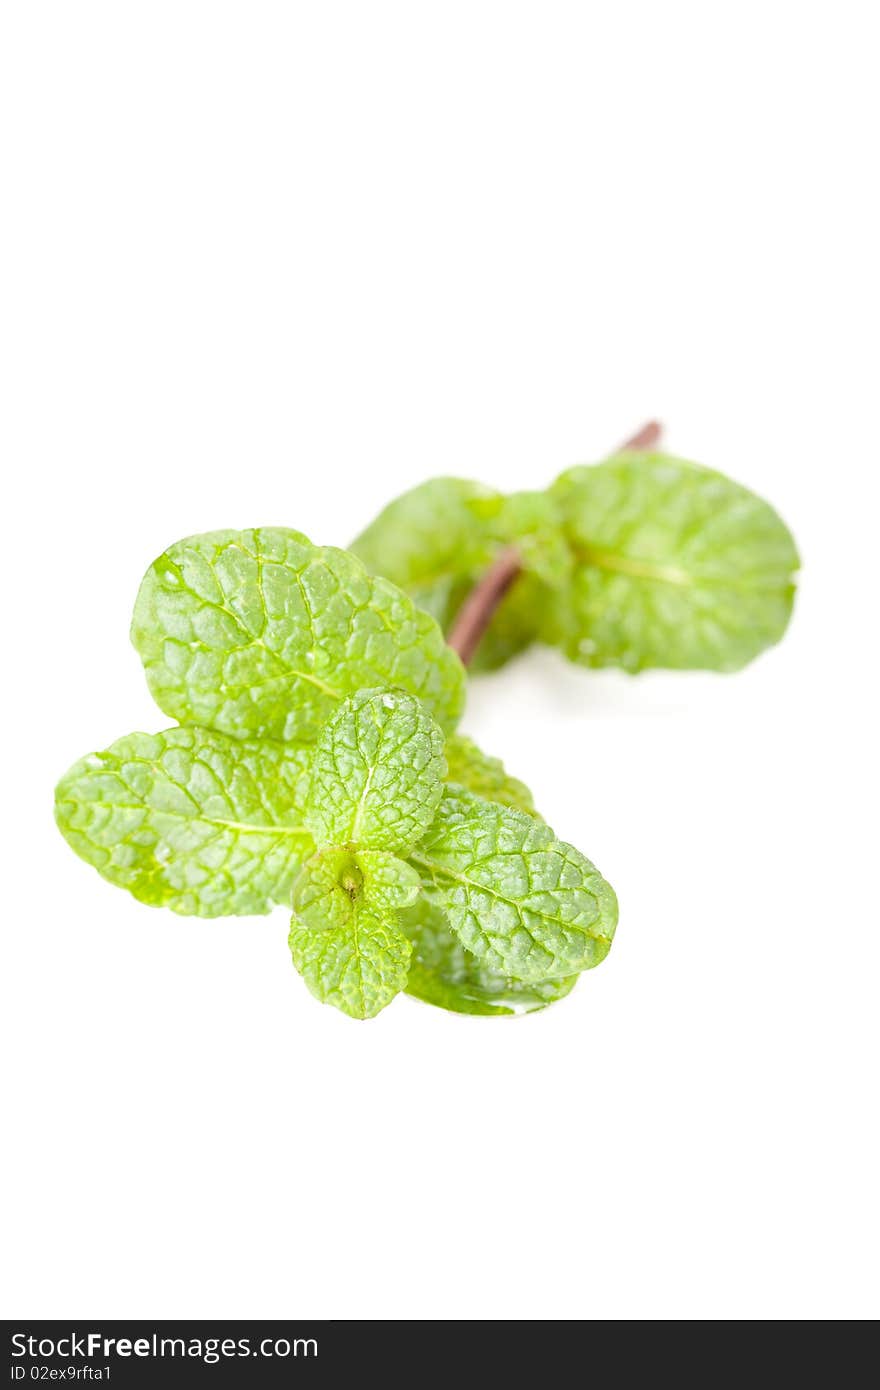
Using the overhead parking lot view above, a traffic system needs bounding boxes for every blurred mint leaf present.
[495,490,571,589]
[351,481,568,671]
[470,491,572,671]
[290,848,416,1018]
[350,477,504,626]
[131,527,465,743]
[306,688,446,853]
[401,896,577,1016]
[445,734,539,817]
[411,786,617,982]
[465,573,551,672]
[548,452,799,672]
[55,727,314,916]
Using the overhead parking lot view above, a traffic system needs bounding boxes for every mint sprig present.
[54,431,798,1021]
[284,689,609,1019]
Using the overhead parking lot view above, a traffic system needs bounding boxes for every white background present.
[1,2,877,1321]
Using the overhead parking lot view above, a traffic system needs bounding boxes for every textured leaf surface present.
[411,787,617,982]
[131,528,465,742]
[445,734,538,816]
[290,851,414,1018]
[306,689,446,852]
[55,727,314,916]
[294,848,420,926]
[548,452,799,672]
[401,897,577,1016]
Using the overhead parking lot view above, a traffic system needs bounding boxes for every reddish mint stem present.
[445,546,523,667]
[445,421,662,665]
[619,419,662,451]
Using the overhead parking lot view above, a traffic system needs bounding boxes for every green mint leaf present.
[401,896,577,1016]
[445,734,539,816]
[55,727,314,916]
[305,688,446,853]
[548,452,799,672]
[290,910,411,1020]
[131,527,465,743]
[411,786,617,982]
[290,848,415,1018]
